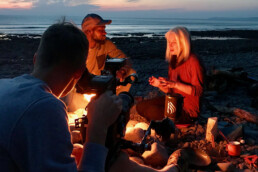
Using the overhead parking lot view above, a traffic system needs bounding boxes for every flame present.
[83,93,96,102]
[68,108,86,124]
[68,93,96,124]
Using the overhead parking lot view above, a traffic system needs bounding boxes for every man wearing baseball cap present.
[81,13,136,94]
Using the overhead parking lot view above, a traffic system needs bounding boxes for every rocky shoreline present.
[0,30,257,113]
[0,30,258,170]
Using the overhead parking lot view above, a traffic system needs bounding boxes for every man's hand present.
[86,91,122,145]
[116,67,127,81]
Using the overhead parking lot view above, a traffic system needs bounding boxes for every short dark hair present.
[36,21,88,71]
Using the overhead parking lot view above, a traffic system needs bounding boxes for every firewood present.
[210,105,258,125]
[233,108,258,124]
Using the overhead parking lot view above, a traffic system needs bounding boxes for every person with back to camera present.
[0,20,122,172]
[136,27,204,124]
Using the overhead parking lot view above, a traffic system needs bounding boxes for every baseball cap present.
[81,14,112,32]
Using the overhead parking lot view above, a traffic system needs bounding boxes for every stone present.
[167,148,189,171]
[126,120,139,128]
[135,122,149,130]
[217,162,235,172]
[125,127,145,143]
[129,156,145,165]
[142,142,168,167]
[206,117,218,142]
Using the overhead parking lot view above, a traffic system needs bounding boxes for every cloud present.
[65,0,91,6]
[127,0,140,2]
[9,0,38,3]
[0,0,38,9]
[0,0,91,9]
[40,0,91,6]
[0,0,98,16]
[1,0,258,18]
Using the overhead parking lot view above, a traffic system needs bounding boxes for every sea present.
[0,15,258,37]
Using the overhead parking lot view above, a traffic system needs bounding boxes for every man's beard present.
[95,39,105,44]
[93,35,106,44]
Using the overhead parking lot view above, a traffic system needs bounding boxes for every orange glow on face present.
[0,2,33,9]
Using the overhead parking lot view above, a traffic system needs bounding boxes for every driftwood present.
[211,105,258,124]
[233,108,258,124]
[212,69,248,82]
[206,67,257,92]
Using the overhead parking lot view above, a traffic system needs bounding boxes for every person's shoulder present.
[189,53,198,60]
[104,39,117,47]
[25,95,67,121]
[105,38,115,44]
[29,96,66,113]
[188,53,201,64]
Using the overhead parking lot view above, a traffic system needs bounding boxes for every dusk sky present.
[0,0,258,18]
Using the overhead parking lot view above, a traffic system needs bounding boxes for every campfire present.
[67,93,96,124]
[68,92,258,171]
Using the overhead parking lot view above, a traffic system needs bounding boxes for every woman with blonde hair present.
[136,27,204,124]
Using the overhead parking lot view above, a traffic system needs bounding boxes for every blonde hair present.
[165,27,191,66]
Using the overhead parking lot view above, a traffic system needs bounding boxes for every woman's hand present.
[158,77,176,88]
[149,76,160,87]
